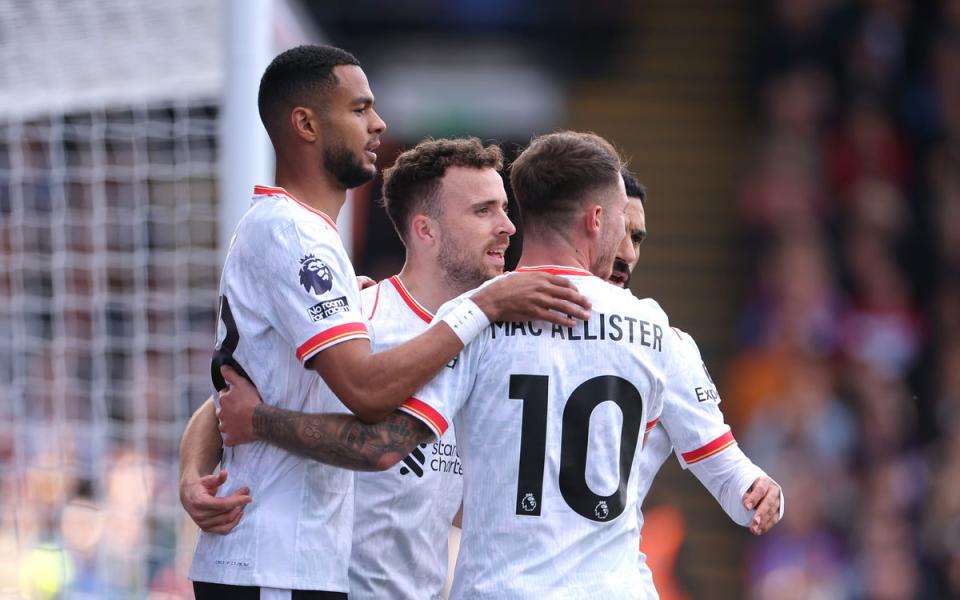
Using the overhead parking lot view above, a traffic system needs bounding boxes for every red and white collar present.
[253,185,338,231]
[389,275,434,324]
[514,265,594,277]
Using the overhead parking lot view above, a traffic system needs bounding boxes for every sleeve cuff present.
[398,397,449,439]
[296,321,369,363]
[681,430,736,466]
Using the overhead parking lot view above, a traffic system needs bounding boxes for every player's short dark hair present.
[509,131,623,237]
[381,138,505,245]
[621,167,647,205]
[257,45,361,143]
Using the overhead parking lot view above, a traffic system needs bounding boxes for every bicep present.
[308,337,372,394]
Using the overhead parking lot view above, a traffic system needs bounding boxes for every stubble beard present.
[437,229,496,294]
[323,139,376,190]
[610,258,632,287]
[591,230,620,281]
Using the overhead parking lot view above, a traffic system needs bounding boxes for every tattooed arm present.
[251,405,433,471]
[216,364,433,471]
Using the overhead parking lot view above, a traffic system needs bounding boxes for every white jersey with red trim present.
[190,185,369,591]
[400,266,686,600]
[349,276,463,600]
[635,328,756,599]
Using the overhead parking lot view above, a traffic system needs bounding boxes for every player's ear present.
[290,106,319,143]
[583,204,603,238]
[410,214,438,246]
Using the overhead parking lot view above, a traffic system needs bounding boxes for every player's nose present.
[616,232,636,267]
[369,109,386,135]
[497,211,516,237]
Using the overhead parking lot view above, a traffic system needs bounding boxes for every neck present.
[516,234,591,272]
[274,154,348,221]
[396,259,471,314]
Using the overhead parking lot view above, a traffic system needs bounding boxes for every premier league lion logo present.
[299,254,333,295]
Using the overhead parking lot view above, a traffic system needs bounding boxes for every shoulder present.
[360,280,384,307]
[633,296,669,320]
[667,327,703,357]
[242,197,338,245]
[361,279,389,322]
[433,274,509,321]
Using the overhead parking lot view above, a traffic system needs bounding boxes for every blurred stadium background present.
[2,0,958,598]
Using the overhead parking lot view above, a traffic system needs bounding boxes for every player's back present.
[415,267,675,599]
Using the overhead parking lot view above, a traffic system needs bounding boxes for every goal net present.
[1,1,224,597]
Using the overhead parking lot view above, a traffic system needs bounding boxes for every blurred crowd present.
[730,0,960,597]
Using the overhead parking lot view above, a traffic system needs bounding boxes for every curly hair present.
[381,137,504,244]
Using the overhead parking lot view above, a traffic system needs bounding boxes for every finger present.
[199,471,228,492]
[539,291,591,320]
[540,281,591,307]
[206,489,253,511]
[204,508,245,534]
[190,491,253,518]
[544,280,592,312]
[534,307,577,328]
[743,478,769,510]
[220,365,242,387]
[543,273,574,287]
[756,489,781,528]
[541,298,592,323]
[199,505,244,531]
[214,511,246,535]
[750,490,781,535]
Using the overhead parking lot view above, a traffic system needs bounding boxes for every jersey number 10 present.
[512,374,644,523]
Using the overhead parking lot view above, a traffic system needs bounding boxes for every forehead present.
[437,166,507,207]
[329,64,373,101]
[625,197,645,231]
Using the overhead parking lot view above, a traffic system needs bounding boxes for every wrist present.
[251,403,271,440]
[469,288,499,321]
[440,298,491,347]
[179,464,203,484]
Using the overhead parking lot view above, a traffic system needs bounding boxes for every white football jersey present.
[401,266,685,600]
[190,185,369,591]
[349,276,463,600]
[635,328,741,599]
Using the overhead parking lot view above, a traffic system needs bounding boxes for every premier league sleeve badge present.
[299,254,333,295]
